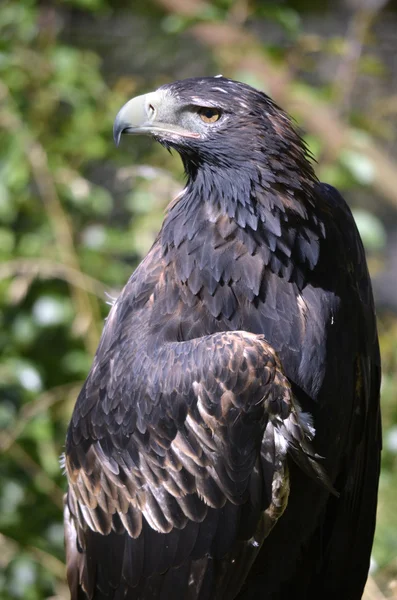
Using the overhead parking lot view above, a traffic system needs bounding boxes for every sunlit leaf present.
[352,208,387,252]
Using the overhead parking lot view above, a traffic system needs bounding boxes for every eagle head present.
[113,76,312,179]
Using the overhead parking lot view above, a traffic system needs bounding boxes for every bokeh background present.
[1,0,397,598]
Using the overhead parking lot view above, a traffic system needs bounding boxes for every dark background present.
[1,0,397,598]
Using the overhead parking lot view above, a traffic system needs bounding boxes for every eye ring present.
[198,107,221,124]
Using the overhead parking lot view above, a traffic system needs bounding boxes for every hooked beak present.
[113,89,201,146]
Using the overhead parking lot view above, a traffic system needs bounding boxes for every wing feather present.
[65,328,330,599]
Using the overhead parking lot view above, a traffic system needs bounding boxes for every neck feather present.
[161,159,324,293]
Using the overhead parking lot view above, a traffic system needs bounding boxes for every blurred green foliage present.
[0,0,396,598]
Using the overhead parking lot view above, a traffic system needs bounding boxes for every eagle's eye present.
[198,107,221,123]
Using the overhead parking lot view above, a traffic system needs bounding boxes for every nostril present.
[147,103,155,118]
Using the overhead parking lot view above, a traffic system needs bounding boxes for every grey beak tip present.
[113,111,126,148]
[113,120,123,147]
[114,131,121,147]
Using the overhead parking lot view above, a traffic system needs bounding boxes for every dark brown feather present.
[64,77,380,600]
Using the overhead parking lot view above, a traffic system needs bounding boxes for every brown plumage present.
[64,76,381,599]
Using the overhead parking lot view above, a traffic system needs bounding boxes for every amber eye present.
[198,107,221,123]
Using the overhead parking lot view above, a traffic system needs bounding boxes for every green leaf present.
[352,209,387,252]
[340,150,376,185]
